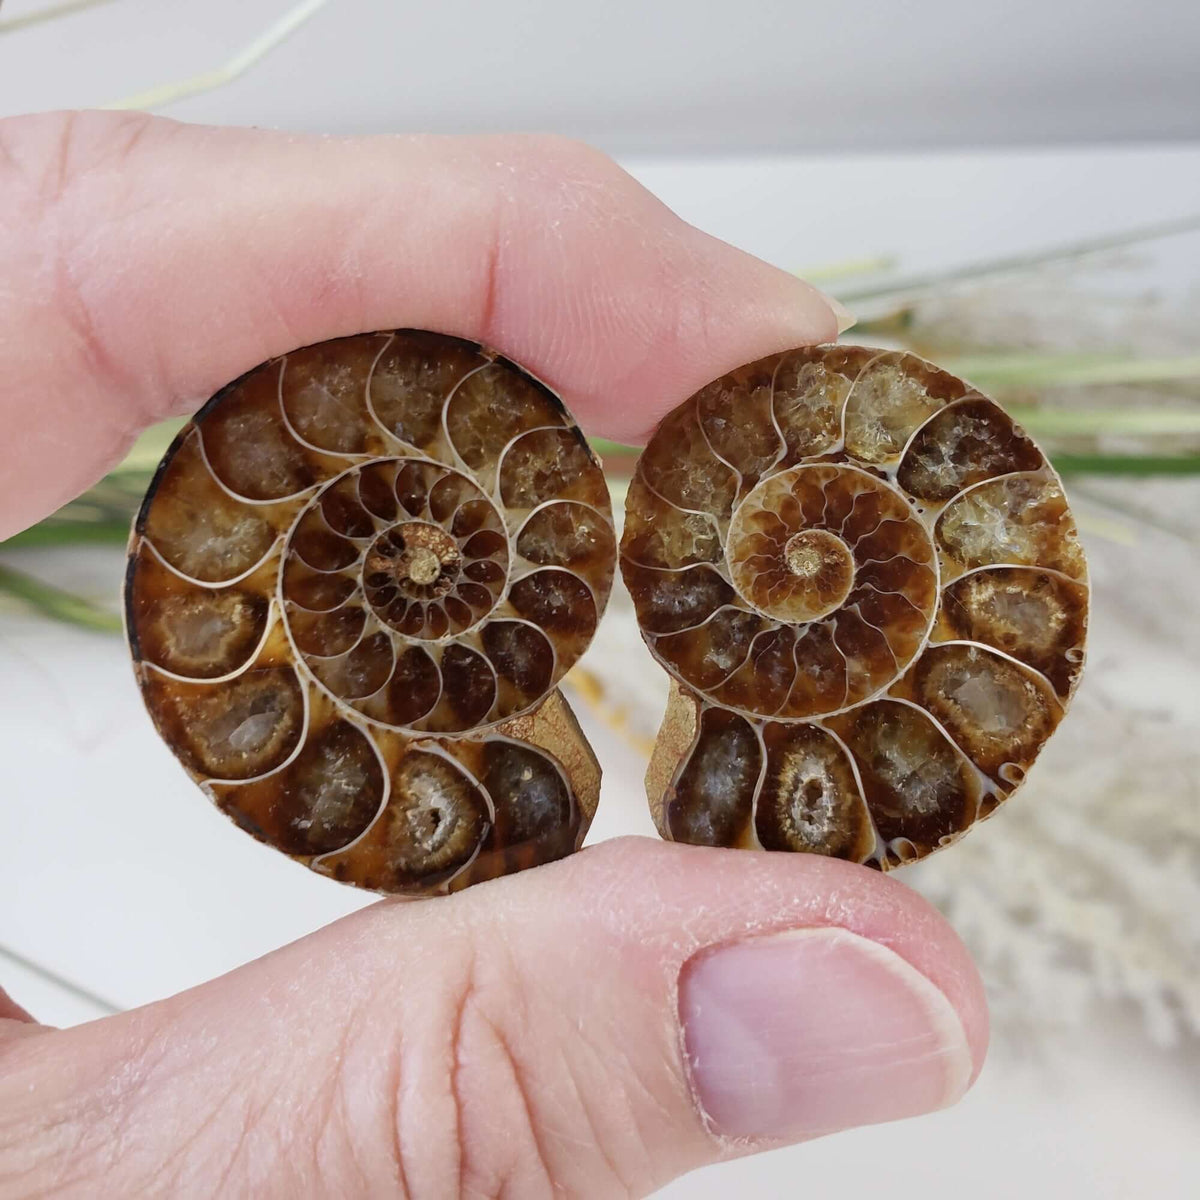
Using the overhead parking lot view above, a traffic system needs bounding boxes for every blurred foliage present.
[3,217,1200,629]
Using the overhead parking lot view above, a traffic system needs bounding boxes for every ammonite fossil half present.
[126,331,615,894]
[623,344,1088,868]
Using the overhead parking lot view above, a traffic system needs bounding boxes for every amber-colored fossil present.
[126,331,614,894]
[623,344,1088,868]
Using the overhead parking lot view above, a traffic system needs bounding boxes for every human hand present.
[0,113,986,1198]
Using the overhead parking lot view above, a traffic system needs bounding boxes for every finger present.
[0,112,843,538]
[0,839,986,1198]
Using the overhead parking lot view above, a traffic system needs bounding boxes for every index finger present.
[0,112,842,538]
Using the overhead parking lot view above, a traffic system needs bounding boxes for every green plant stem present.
[111,419,187,472]
[1005,406,1200,436]
[3,521,132,549]
[1051,454,1200,476]
[949,354,1200,390]
[0,563,122,632]
[592,438,642,458]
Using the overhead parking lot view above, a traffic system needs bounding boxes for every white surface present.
[1,953,113,1028]
[1,144,1199,1194]
[1,0,1199,151]
[628,146,1200,301]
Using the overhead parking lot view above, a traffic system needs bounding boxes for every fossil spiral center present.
[783,529,852,585]
[726,471,861,623]
[366,522,461,600]
[399,545,442,586]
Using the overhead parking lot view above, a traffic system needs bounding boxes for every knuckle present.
[0,111,165,414]
[0,109,158,209]
[511,132,620,176]
[499,133,646,211]
[551,139,650,216]
[452,926,650,1198]
[446,945,556,1198]
[377,931,637,1198]
[0,111,70,192]
[538,134,627,182]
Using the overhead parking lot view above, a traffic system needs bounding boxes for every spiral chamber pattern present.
[126,331,614,894]
[622,344,1088,868]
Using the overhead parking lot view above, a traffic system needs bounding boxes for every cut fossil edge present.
[645,679,699,841]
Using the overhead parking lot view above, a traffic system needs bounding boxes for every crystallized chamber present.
[126,331,614,894]
[623,345,1088,867]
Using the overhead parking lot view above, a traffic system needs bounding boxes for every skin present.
[0,112,988,1198]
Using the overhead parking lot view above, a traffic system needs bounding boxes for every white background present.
[1,0,1198,150]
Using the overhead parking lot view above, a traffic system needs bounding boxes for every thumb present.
[1,838,986,1197]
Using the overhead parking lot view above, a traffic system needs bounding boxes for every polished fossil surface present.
[625,344,1088,868]
[127,331,613,894]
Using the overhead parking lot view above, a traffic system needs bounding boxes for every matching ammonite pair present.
[126,331,1089,895]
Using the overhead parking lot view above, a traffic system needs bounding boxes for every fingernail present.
[679,927,973,1141]
[820,292,856,334]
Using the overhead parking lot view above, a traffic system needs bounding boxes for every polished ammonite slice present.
[622,344,1088,868]
[126,331,615,894]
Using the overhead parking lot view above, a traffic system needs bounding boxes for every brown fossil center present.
[783,529,850,583]
[402,545,443,585]
[365,522,460,600]
[768,528,854,620]
[726,473,859,623]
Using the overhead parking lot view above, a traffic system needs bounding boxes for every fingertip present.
[549,838,988,1143]
[822,291,857,334]
[597,225,844,443]
[679,926,976,1141]
[539,837,989,1086]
